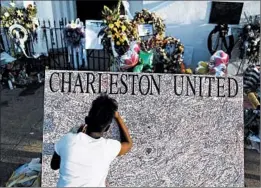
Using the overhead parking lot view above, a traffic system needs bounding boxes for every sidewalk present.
[0,84,260,187]
[0,84,43,186]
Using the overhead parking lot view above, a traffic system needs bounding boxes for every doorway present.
[76,0,125,21]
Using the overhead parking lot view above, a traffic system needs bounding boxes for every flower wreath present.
[64,18,85,48]
[8,23,31,57]
[153,36,186,74]
[1,1,38,41]
[133,9,166,38]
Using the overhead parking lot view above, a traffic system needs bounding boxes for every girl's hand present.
[115,111,120,119]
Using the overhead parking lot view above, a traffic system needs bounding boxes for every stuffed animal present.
[195,61,209,74]
[209,50,229,76]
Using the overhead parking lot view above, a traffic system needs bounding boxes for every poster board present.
[138,24,154,37]
[209,2,244,25]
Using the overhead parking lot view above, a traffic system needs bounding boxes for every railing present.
[0,18,111,72]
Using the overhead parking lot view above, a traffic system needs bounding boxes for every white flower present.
[71,23,77,29]
[4,12,10,17]
[17,10,23,17]
[10,2,16,7]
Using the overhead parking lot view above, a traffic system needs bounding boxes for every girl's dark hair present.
[85,94,118,132]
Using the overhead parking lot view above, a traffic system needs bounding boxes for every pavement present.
[0,65,260,187]
[0,84,43,186]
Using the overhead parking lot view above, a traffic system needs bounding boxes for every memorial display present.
[1,1,38,41]
[64,18,87,70]
[98,0,189,74]
[42,70,244,187]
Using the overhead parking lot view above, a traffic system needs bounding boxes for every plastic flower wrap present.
[118,41,140,70]
[64,19,85,48]
[208,50,229,76]
[1,1,38,40]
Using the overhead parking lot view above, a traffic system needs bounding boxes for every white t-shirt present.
[54,132,121,187]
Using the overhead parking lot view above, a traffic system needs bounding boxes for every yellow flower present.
[122,35,127,40]
[4,12,10,17]
[115,21,120,28]
[10,2,15,7]
[113,27,118,32]
[26,24,31,28]
[121,25,126,31]
[120,38,125,43]
[109,24,114,29]
[115,33,120,38]
[17,10,23,17]
[116,41,121,46]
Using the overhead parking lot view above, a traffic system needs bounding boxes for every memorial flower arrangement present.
[240,16,260,64]
[99,0,139,56]
[1,1,38,40]
[98,0,189,74]
[64,19,85,48]
[159,37,186,73]
[133,9,166,38]
[150,36,190,74]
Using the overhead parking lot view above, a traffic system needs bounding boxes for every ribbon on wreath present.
[8,24,30,57]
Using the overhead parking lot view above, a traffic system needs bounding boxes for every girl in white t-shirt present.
[51,94,133,187]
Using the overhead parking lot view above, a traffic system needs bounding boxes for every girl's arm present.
[115,112,133,156]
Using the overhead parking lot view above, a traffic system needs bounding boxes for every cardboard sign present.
[138,24,154,37]
[42,71,244,187]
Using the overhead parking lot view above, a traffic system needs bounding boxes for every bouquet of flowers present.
[64,19,85,48]
[241,16,260,64]
[1,1,38,40]
[99,0,139,56]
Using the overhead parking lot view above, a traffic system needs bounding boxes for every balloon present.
[139,50,153,68]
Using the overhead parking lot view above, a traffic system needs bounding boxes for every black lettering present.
[129,74,139,95]
[228,78,238,97]
[205,77,215,97]
[109,74,119,94]
[217,77,226,97]
[139,75,150,95]
[86,73,96,93]
[199,76,203,97]
[120,74,128,94]
[174,75,183,96]
[186,76,196,96]
[49,72,59,92]
[73,74,84,93]
[98,73,107,93]
[150,75,161,95]
[61,72,72,92]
